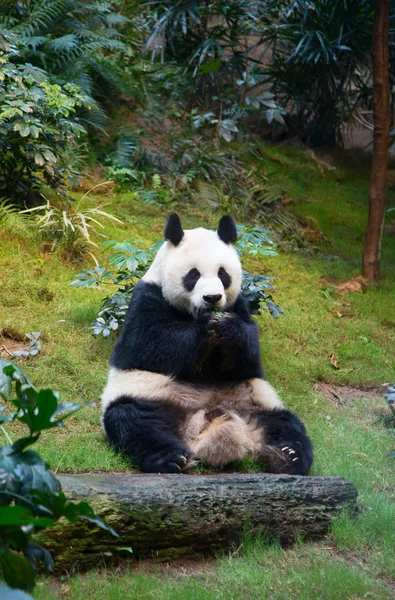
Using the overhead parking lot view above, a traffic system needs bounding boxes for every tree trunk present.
[362,0,391,282]
[42,473,358,571]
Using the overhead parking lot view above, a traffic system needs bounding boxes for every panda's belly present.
[182,407,263,466]
[175,381,268,467]
[102,369,283,467]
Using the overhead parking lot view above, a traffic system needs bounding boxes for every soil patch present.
[335,276,369,294]
[0,330,30,360]
[315,383,382,407]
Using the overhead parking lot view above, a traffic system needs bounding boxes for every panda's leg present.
[257,409,313,475]
[103,396,193,474]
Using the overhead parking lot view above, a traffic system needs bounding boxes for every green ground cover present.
[1,145,394,598]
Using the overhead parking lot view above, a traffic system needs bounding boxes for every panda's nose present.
[203,294,222,305]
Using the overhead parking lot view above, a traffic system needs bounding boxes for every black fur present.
[110,281,263,381]
[217,216,237,245]
[258,409,313,475]
[218,266,231,289]
[165,213,184,246]
[183,268,200,292]
[103,396,192,473]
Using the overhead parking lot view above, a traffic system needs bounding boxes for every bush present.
[21,192,123,262]
[0,361,117,597]
[0,34,92,204]
[259,0,374,146]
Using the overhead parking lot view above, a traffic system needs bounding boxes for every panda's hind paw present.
[142,449,195,474]
[281,446,298,458]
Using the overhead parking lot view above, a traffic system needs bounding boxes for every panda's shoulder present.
[131,280,166,307]
[231,293,253,322]
[128,280,173,320]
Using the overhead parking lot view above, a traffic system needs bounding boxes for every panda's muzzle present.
[203,294,222,306]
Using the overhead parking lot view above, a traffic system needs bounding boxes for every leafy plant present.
[242,271,283,318]
[0,200,18,227]
[258,0,374,145]
[12,332,41,359]
[0,361,117,596]
[0,0,139,121]
[105,166,144,191]
[0,38,91,204]
[136,185,173,207]
[71,239,157,336]
[237,225,278,258]
[21,190,123,262]
[146,0,258,109]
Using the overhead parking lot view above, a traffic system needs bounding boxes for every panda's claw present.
[179,455,188,464]
[292,457,299,462]
[281,446,289,451]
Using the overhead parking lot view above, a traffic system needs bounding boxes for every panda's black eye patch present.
[183,268,201,291]
[218,266,231,289]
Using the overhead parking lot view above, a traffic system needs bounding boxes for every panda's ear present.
[164,213,184,246]
[217,216,237,245]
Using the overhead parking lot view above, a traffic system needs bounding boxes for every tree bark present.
[362,0,391,282]
[42,473,358,571]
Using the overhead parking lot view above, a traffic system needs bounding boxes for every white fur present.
[102,369,283,414]
[250,379,284,410]
[143,227,241,315]
[101,368,173,413]
[101,368,210,415]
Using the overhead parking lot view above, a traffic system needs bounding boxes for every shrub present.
[21,191,123,262]
[259,0,374,146]
[0,361,117,597]
[0,35,92,204]
[0,0,139,120]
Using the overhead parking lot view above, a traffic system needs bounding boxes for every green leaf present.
[0,370,12,402]
[0,505,53,528]
[19,125,30,138]
[28,389,58,433]
[0,406,16,423]
[0,445,61,503]
[126,257,138,272]
[1,362,35,392]
[198,58,222,75]
[24,543,54,572]
[0,547,36,593]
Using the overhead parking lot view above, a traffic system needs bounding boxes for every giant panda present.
[101,214,313,475]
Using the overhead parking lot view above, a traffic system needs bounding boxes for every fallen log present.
[44,473,358,570]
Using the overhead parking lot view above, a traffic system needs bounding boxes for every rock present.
[43,473,358,570]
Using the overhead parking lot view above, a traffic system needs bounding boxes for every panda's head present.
[143,214,242,317]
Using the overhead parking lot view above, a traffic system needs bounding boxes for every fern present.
[47,34,79,52]
[0,199,17,226]
[3,0,138,128]
[14,0,71,38]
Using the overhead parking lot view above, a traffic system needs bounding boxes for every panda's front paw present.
[141,449,195,474]
[215,313,245,346]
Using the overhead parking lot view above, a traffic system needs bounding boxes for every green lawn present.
[1,144,394,598]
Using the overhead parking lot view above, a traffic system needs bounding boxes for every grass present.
[34,541,392,600]
[0,144,394,598]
